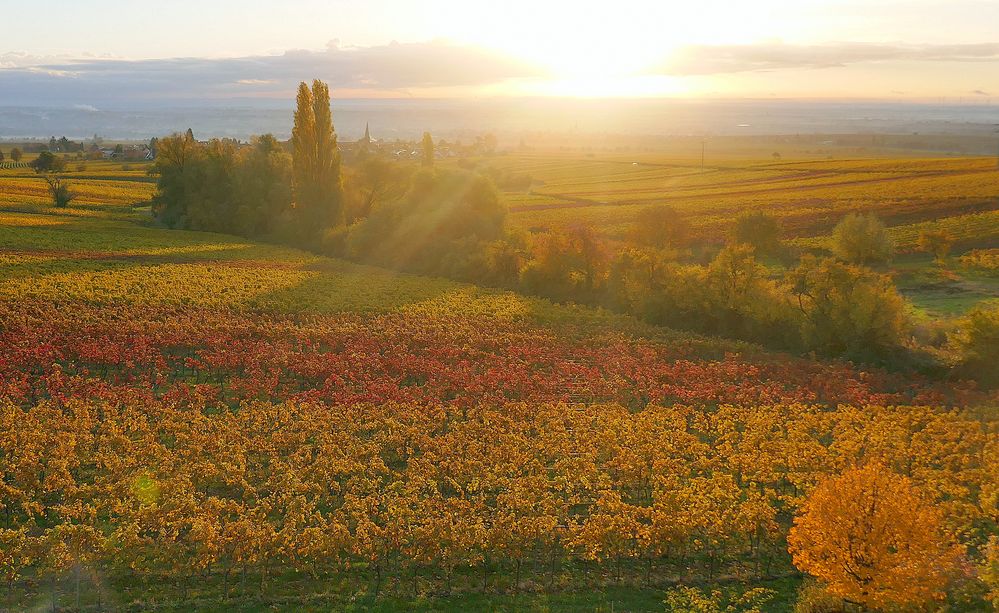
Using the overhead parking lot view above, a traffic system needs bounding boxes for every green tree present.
[180,139,239,232]
[732,210,782,256]
[831,213,894,265]
[231,135,293,237]
[0,149,5,162]
[344,157,410,223]
[30,151,65,174]
[150,132,206,228]
[707,244,794,342]
[30,151,73,207]
[10,148,22,162]
[151,132,291,236]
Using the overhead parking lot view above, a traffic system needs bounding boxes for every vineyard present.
[0,147,997,611]
[488,153,999,250]
[961,249,999,274]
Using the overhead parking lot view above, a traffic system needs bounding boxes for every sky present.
[2,0,999,105]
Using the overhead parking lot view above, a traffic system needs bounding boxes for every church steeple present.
[362,122,371,144]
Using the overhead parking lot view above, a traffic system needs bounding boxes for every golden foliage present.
[788,463,963,610]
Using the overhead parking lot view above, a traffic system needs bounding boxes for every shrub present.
[631,205,691,252]
[787,256,909,362]
[959,249,999,275]
[706,244,796,343]
[664,585,776,613]
[732,210,782,256]
[792,581,848,613]
[831,213,894,265]
[48,179,74,208]
[948,303,999,387]
[521,224,608,302]
[917,229,955,263]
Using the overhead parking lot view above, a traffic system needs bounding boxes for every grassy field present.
[14,570,803,613]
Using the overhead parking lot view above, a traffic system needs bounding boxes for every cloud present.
[971,89,990,96]
[654,42,999,75]
[0,41,545,107]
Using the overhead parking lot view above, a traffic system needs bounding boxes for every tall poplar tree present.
[422,132,434,168]
[292,79,343,238]
[292,82,316,216]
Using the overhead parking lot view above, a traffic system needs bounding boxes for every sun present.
[429,0,801,97]
[436,1,689,96]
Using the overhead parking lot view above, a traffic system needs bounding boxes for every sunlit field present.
[489,151,999,248]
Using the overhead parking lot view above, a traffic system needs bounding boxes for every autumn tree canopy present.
[788,463,962,611]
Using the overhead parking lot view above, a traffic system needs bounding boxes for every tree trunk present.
[515,558,522,595]
[74,565,81,610]
[548,549,557,590]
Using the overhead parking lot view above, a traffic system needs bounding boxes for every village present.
[0,123,500,168]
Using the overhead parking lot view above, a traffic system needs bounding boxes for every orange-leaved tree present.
[787,463,961,611]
